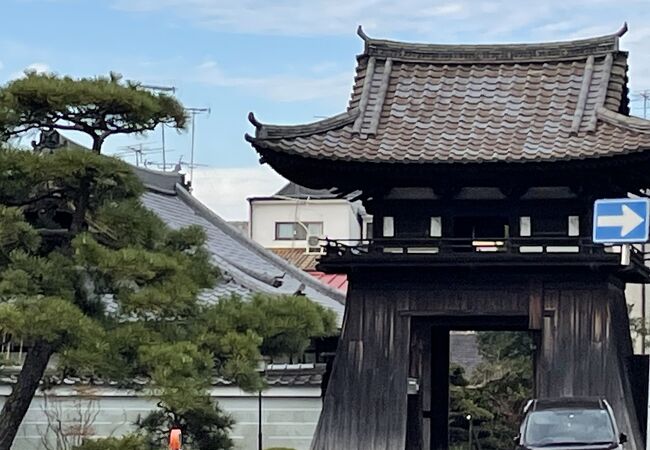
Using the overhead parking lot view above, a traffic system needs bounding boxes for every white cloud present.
[111,0,479,36]
[9,62,52,80]
[190,165,287,220]
[194,60,352,102]
[112,0,645,39]
[25,62,51,74]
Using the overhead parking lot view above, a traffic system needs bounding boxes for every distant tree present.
[473,332,533,449]
[448,365,493,447]
[70,435,148,450]
[449,332,533,450]
[0,72,186,152]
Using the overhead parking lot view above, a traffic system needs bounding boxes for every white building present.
[248,184,369,292]
[248,183,370,251]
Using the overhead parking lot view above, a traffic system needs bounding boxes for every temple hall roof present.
[133,167,346,322]
[247,25,650,166]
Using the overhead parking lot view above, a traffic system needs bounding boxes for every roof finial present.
[357,25,370,42]
[248,112,262,129]
[615,22,628,37]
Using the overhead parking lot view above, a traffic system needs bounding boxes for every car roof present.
[529,397,607,412]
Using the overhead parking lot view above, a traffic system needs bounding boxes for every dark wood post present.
[430,328,450,450]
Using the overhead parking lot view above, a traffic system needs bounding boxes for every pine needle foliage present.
[0,72,187,152]
[449,332,533,450]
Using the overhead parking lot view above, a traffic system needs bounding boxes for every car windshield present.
[524,409,616,446]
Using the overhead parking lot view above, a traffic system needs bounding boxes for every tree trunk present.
[91,137,103,154]
[0,340,55,450]
[70,178,90,235]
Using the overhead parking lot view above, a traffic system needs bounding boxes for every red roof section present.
[309,271,348,293]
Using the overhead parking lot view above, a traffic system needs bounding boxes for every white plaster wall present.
[0,385,322,450]
[249,200,361,248]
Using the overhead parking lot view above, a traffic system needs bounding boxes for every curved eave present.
[247,107,650,168]
[250,140,650,193]
[249,136,650,167]
[247,108,359,140]
[596,107,650,133]
[356,24,627,63]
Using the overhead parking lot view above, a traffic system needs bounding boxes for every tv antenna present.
[139,84,177,170]
[114,143,164,167]
[185,107,211,183]
[173,154,209,173]
[142,149,179,170]
[632,90,650,119]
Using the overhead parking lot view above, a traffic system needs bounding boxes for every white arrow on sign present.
[596,204,645,236]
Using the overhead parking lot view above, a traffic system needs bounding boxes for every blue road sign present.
[593,198,650,243]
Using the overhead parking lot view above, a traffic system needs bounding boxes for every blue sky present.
[2,0,650,218]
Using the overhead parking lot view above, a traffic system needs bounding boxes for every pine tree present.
[0,75,337,450]
[0,146,218,450]
[0,72,186,152]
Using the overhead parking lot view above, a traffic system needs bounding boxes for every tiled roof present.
[450,332,482,376]
[275,182,339,199]
[270,248,320,271]
[247,26,650,165]
[0,364,325,388]
[27,135,346,321]
[132,168,345,323]
[309,272,348,293]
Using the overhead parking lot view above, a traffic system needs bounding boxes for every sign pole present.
[258,390,263,450]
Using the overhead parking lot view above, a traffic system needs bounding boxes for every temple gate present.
[247,25,650,450]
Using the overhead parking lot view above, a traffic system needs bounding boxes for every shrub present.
[74,435,149,450]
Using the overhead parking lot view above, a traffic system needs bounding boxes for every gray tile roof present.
[247,26,650,165]
[0,364,325,387]
[135,168,345,322]
[275,182,338,199]
[450,332,482,376]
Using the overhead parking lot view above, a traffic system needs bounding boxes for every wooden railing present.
[321,236,647,265]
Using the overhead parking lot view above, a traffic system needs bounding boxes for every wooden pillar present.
[407,320,429,450]
[310,287,411,450]
[430,327,450,450]
[536,282,644,450]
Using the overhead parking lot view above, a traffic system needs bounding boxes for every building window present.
[275,222,323,240]
[383,217,395,237]
[429,217,442,237]
[568,216,580,237]
[365,222,374,240]
[519,216,531,237]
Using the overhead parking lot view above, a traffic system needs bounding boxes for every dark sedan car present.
[516,397,628,449]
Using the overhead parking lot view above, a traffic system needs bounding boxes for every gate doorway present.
[408,317,535,450]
